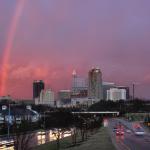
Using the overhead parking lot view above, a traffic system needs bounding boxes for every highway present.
[108,118,150,150]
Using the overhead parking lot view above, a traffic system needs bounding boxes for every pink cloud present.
[9,64,49,79]
[0,0,150,98]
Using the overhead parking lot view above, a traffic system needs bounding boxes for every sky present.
[0,0,150,99]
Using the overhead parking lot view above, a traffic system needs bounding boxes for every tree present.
[52,128,67,150]
[13,120,34,150]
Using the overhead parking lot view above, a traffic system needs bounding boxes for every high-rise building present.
[72,70,78,94]
[88,68,103,100]
[33,80,45,99]
[72,70,88,98]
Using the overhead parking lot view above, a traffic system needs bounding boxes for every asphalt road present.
[108,118,150,150]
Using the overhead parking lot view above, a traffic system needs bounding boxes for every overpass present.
[72,111,119,116]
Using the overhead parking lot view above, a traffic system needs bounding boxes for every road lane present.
[108,118,150,150]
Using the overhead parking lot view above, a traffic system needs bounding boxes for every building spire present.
[72,69,77,77]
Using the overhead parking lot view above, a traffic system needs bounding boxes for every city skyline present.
[0,0,150,99]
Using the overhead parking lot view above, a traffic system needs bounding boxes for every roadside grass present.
[34,136,72,150]
[95,127,116,150]
[64,127,116,150]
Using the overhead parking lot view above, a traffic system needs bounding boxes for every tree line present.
[88,99,150,114]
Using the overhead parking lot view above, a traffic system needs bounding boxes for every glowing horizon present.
[0,0,26,96]
[0,0,150,99]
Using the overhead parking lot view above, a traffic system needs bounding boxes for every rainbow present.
[0,0,26,96]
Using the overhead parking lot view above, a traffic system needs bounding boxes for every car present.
[116,129,124,136]
[113,127,117,132]
[126,129,132,133]
[134,127,145,136]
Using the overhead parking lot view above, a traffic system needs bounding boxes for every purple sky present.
[0,0,150,99]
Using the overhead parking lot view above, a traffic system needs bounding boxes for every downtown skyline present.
[0,0,150,99]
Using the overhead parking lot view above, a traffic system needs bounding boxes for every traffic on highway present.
[108,118,150,150]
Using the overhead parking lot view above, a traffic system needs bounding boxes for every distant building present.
[14,99,34,105]
[58,90,71,106]
[117,86,130,100]
[71,70,88,98]
[72,70,77,94]
[0,95,12,101]
[35,89,55,106]
[33,80,45,99]
[0,107,39,124]
[59,90,71,99]
[0,96,13,107]
[107,88,126,101]
[72,89,88,98]
[71,97,96,108]
[88,68,103,100]
[102,82,116,100]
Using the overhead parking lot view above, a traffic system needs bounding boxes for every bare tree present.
[52,128,67,150]
[13,132,34,150]
[71,127,78,146]
[13,120,34,150]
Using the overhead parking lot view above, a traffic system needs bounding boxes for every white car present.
[126,129,132,133]
[134,127,145,136]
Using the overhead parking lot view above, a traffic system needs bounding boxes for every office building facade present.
[58,90,71,105]
[35,89,55,106]
[88,68,103,100]
[72,70,88,98]
[33,80,45,99]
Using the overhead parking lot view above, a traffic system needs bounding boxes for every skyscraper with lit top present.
[88,68,103,100]
[72,70,88,97]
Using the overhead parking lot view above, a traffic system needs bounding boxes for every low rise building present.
[0,107,39,124]
[102,82,116,100]
[117,86,130,100]
[107,88,126,101]
[58,90,71,106]
[71,97,96,107]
